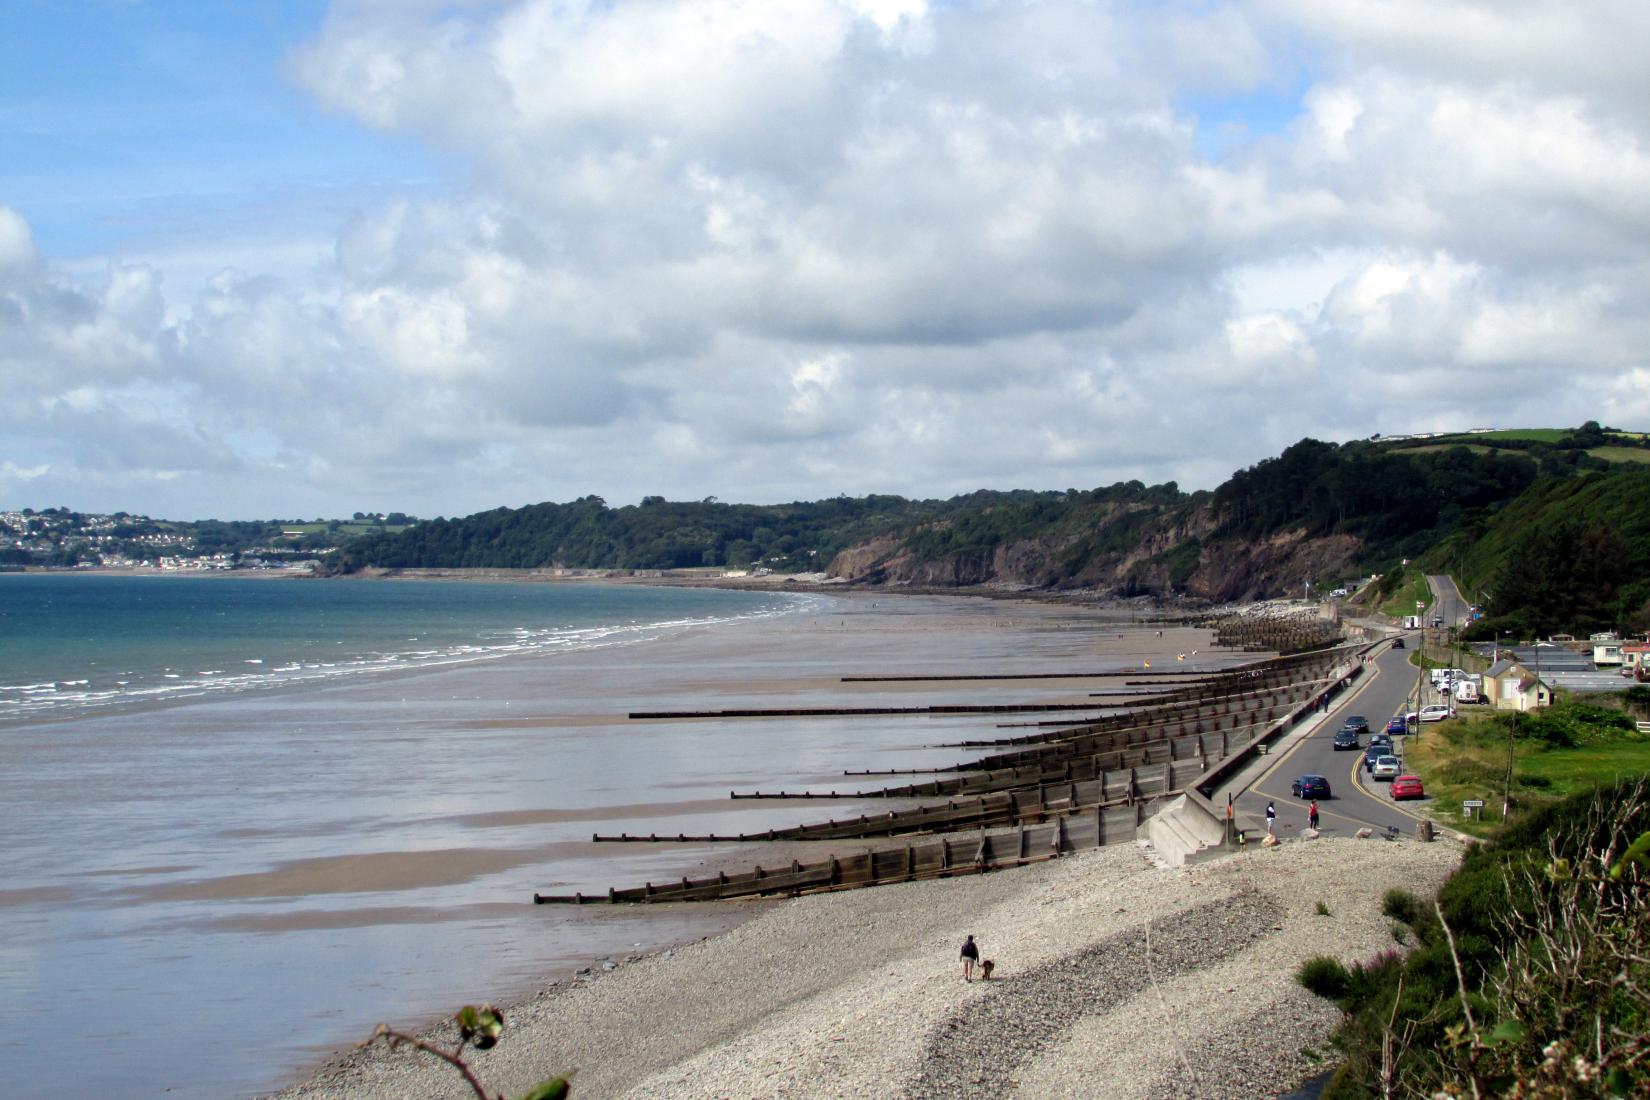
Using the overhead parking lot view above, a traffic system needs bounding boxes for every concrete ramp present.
[1141,795,1227,866]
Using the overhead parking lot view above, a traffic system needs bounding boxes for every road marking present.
[1254,654,1385,786]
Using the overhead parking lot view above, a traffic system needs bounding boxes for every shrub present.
[1381,887,1423,926]
[1514,772,1552,789]
[1298,955,1352,1001]
[1343,950,1405,1012]
[1315,900,1331,916]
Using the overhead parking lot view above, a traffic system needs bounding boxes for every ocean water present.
[0,573,802,720]
[0,574,1184,1099]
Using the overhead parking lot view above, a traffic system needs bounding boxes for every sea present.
[0,572,1164,1099]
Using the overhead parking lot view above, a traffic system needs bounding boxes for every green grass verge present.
[1401,697,1650,836]
[1376,570,1432,619]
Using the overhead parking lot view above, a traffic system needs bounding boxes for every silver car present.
[1371,754,1401,780]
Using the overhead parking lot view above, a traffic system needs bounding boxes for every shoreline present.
[268,836,1464,1100]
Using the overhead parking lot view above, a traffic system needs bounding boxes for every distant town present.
[0,508,417,571]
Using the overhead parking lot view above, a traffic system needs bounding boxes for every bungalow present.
[1481,659,1552,711]
[1622,643,1650,678]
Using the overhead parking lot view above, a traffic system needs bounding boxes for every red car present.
[1390,774,1425,800]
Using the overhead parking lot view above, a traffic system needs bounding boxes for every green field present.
[1453,427,1569,443]
[1588,445,1650,464]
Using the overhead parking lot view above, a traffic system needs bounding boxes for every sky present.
[3,0,1648,521]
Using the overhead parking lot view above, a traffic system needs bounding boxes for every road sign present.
[1462,799,1484,807]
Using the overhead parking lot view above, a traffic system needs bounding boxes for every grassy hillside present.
[1425,465,1650,636]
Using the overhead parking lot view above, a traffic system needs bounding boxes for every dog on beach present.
[980,959,994,981]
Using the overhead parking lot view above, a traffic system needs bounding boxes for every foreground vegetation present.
[1300,779,1649,1098]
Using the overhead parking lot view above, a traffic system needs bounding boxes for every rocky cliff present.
[825,505,1366,603]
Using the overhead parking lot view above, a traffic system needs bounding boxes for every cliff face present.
[825,505,1366,602]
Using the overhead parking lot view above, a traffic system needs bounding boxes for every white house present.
[1481,660,1552,711]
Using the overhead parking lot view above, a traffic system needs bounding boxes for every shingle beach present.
[271,834,1461,1100]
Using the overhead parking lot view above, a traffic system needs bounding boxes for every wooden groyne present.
[535,801,1160,905]
[533,624,1357,905]
[593,757,1202,843]
[629,701,1116,720]
[729,712,1272,802]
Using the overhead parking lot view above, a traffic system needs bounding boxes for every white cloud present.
[0,205,39,277]
[5,2,1650,519]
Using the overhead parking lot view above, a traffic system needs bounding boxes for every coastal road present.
[1235,636,1435,840]
[1428,574,1472,629]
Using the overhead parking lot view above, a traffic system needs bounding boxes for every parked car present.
[1333,727,1361,750]
[1292,774,1332,798]
[1364,740,1392,770]
[1391,636,1405,649]
[1419,704,1457,723]
[1343,714,1371,735]
[1371,755,1402,780]
[1390,774,1425,800]
[1384,716,1409,737]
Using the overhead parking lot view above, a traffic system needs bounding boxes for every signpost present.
[1462,798,1484,820]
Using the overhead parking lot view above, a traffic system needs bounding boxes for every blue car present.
[1292,774,1331,798]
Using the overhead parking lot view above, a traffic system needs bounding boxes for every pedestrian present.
[1308,799,1320,830]
[1265,801,1277,836]
[960,934,979,981]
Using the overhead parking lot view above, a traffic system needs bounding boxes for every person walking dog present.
[960,934,979,981]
